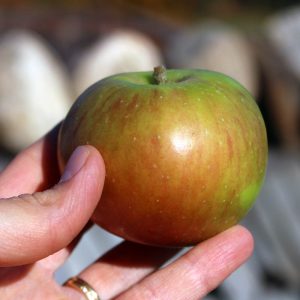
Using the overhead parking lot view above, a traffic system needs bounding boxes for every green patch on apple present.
[240,182,262,210]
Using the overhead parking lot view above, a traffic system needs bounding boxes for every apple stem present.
[153,65,167,84]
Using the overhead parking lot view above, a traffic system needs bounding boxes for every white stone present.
[0,29,73,152]
[72,30,163,96]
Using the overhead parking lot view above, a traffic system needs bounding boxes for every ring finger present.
[63,240,180,300]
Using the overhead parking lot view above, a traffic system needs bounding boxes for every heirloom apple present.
[58,67,268,247]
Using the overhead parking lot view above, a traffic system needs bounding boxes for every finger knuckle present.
[181,251,211,295]
[17,191,55,207]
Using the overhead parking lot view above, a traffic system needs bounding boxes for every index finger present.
[0,123,61,198]
[116,225,254,300]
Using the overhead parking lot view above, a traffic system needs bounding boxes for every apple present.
[58,66,268,247]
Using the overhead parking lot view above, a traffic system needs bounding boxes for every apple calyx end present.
[153,65,167,85]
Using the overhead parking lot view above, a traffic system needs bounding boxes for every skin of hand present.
[0,125,254,300]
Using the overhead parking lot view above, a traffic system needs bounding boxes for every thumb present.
[0,145,105,267]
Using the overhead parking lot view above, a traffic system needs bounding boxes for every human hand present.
[0,125,254,300]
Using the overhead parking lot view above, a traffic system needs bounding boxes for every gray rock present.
[167,21,259,97]
[246,150,300,288]
[266,6,300,82]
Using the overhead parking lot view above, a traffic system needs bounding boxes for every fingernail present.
[60,146,90,183]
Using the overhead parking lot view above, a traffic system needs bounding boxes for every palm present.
[0,251,73,299]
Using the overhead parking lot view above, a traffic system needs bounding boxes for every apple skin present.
[57,69,268,247]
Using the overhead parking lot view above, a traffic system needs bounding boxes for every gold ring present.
[64,276,100,300]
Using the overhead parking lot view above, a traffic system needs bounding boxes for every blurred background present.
[0,1,300,299]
